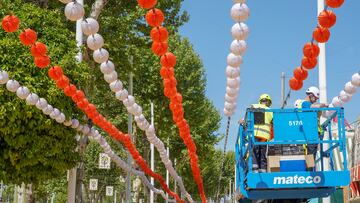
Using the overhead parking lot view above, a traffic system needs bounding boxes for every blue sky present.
[179,0,360,150]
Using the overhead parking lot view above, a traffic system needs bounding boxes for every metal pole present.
[229,180,231,203]
[68,1,83,202]
[281,72,285,107]
[165,147,169,203]
[126,72,133,203]
[67,169,77,203]
[75,0,83,62]
[0,181,3,201]
[114,190,117,203]
[174,159,177,194]
[150,102,155,203]
[317,0,330,202]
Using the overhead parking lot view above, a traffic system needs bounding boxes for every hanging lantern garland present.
[289,0,344,91]
[223,0,249,117]
[56,0,193,201]
[136,1,207,202]
[1,15,184,203]
[325,71,360,117]
[0,71,176,203]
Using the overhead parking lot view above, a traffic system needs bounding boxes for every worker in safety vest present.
[295,86,328,159]
[251,94,273,172]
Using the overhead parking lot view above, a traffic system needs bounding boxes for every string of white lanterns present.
[0,69,176,203]
[58,1,193,201]
[223,0,249,117]
[325,71,360,117]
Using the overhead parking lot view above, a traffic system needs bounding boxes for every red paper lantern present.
[137,0,157,9]
[77,98,89,110]
[326,0,344,8]
[19,29,37,46]
[318,10,336,28]
[159,67,174,79]
[303,42,320,58]
[152,41,168,56]
[56,75,69,89]
[31,42,47,57]
[160,52,177,68]
[72,90,85,102]
[188,142,197,153]
[48,66,63,80]
[145,9,164,27]
[313,27,330,43]
[293,67,308,81]
[301,57,317,69]
[34,55,50,69]
[150,26,168,42]
[172,93,182,103]
[64,84,77,97]
[289,77,303,91]
[2,15,20,33]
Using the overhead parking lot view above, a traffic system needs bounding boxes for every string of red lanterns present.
[136,0,207,202]
[289,0,344,91]
[1,15,184,203]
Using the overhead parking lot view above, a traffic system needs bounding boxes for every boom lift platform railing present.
[235,107,350,200]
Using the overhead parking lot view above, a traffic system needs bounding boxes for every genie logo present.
[273,175,321,185]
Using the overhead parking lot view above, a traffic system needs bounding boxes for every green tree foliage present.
[0,0,92,184]
[0,0,235,201]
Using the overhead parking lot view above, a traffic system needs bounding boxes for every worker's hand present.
[239,118,245,125]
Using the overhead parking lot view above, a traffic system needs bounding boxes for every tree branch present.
[90,0,109,20]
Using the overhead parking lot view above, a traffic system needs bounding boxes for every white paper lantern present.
[59,0,72,4]
[64,2,85,21]
[87,34,104,51]
[82,125,90,135]
[351,72,360,87]
[93,48,109,64]
[36,98,48,110]
[331,96,342,107]
[81,18,99,36]
[224,108,234,117]
[230,3,249,22]
[127,105,137,115]
[146,125,155,135]
[138,114,146,123]
[6,80,20,92]
[230,40,247,56]
[231,22,249,40]
[76,124,83,131]
[63,119,72,127]
[123,95,135,107]
[340,90,352,101]
[42,105,54,115]
[233,0,246,3]
[225,66,240,78]
[50,108,61,119]
[26,93,39,106]
[227,53,243,67]
[134,105,142,116]
[104,71,118,84]
[100,61,115,74]
[110,80,123,92]
[56,113,66,123]
[16,86,30,100]
[226,86,239,97]
[115,89,128,101]
[0,70,9,85]
[344,82,357,94]
[225,94,237,103]
[225,102,237,110]
[227,77,240,89]
[71,119,80,129]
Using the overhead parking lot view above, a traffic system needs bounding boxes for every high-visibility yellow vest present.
[251,104,273,141]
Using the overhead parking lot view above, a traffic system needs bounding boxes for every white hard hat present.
[306,86,320,99]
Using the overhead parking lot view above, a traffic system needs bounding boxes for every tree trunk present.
[90,0,109,20]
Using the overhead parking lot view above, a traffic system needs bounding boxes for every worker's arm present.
[310,103,328,108]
